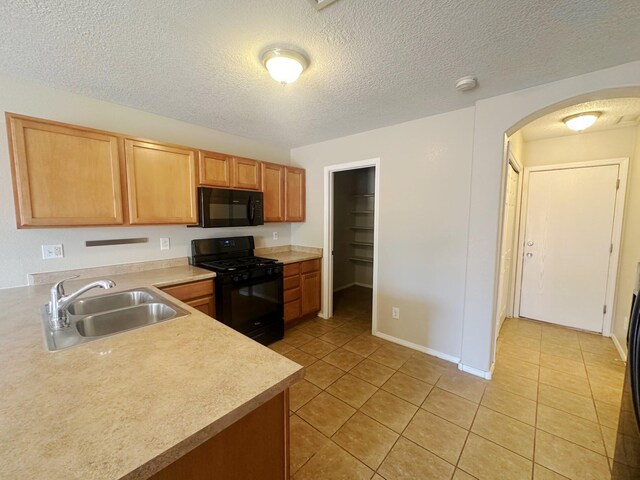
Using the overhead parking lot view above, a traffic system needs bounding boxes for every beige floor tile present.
[471,406,534,459]
[289,415,329,474]
[501,334,542,352]
[494,355,540,381]
[381,372,433,406]
[534,464,570,479]
[304,360,345,389]
[293,441,374,480]
[399,356,446,384]
[578,334,618,355]
[299,338,338,358]
[323,348,364,371]
[539,366,592,397]
[459,433,532,480]
[595,400,620,428]
[582,349,623,366]
[600,425,617,458]
[453,469,478,480]
[481,385,537,425]
[284,329,315,347]
[343,336,383,357]
[422,387,479,429]
[297,392,356,437]
[436,371,486,403]
[295,320,336,337]
[539,353,587,378]
[540,343,583,362]
[360,390,418,433]
[590,381,623,406]
[369,345,413,369]
[269,340,295,354]
[319,329,357,347]
[538,383,597,422]
[536,404,605,454]
[585,362,625,389]
[489,371,538,401]
[410,350,460,371]
[316,316,347,329]
[378,437,455,480]
[350,358,395,387]
[534,430,610,480]
[333,412,399,469]
[284,348,318,367]
[497,343,540,364]
[326,374,378,409]
[403,409,468,464]
[290,379,322,411]
[541,335,580,351]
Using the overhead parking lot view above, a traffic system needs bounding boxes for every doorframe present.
[512,157,629,336]
[322,158,381,333]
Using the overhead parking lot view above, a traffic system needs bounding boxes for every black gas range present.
[191,236,284,345]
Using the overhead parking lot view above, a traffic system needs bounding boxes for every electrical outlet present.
[160,238,170,250]
[392,307,400,319]
[42,244,64,259]
[272,232,279,240]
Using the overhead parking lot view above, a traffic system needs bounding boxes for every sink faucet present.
[48,275,116,329]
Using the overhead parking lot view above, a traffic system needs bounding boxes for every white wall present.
[521,126,639,353]
[292,107,475,360]
[0,75,291,288]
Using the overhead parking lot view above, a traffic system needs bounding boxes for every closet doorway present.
[322,158,380,331]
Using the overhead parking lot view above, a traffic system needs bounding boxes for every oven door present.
[198,187,264,227]
[216,273,283,335]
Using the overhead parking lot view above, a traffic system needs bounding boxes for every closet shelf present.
[351,241,374,247]
[353,194,375,197]
[349,257,374,263]
[350,227,374,230]
[350,211,374,214]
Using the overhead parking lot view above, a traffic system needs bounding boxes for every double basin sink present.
[43,288,190,351]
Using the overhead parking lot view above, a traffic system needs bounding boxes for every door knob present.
[527,241,534,247]
[526,252,533,258]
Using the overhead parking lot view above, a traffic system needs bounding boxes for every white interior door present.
[496,163,519,333]
[519,164,619,332]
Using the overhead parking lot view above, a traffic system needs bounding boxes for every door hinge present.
[603,305,607,315]
[616,179,620,190]
[610,243,614,254]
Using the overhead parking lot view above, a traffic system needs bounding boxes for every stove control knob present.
[242,274,249,281]
[232,275,240,282]
[274,267,281,274]
[266,268,273,275]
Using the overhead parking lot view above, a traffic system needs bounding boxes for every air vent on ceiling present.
[307,0,339,10]
[614,114,640,125]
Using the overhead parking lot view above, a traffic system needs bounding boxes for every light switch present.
[160,238,170,250]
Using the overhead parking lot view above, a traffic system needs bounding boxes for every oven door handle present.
[248,197,256,224]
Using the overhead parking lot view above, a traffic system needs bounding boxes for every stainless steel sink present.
[67,290,155,316]
[42,287,189,351]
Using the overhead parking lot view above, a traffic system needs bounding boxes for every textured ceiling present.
[0,1,639,147]
[521,98,640,141]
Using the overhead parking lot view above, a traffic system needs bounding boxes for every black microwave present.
[196,187,264,228]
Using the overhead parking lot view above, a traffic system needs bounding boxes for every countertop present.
[0,265,304,480]
[255,245,322,265]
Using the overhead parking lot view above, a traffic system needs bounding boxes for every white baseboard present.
[333,282,356,293]
[372,330,461,365]
[458,362,494,380]
[611,334,628,362]
[354,282,373,289]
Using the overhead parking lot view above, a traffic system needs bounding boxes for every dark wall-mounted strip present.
[85,238,149,247]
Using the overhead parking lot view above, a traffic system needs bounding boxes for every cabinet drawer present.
[284,287,300,304]
[301,259,320,274]
[161,279,214,302]
[284,275,300,291]
[284,300,301,322]
[284,263,300,277]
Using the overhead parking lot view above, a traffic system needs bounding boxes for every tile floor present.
[269,287,628,479]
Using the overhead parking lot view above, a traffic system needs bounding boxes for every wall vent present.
[307,0,339,10]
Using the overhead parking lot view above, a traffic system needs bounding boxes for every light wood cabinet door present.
[6,114,125,227]
[231,156,261,190]
[261,162,285,222]
[199,150,232,187]
[186,296,215,317]
[125,139,198,224]
[285,167,305,222]
[300,270,321,316]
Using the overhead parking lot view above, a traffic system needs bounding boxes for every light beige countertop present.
[255,245,322,265]
[0,264,304,480]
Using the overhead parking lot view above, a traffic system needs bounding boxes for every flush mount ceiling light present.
[562,111,601,131]
[261,48,309,85]
[455,76,477,92]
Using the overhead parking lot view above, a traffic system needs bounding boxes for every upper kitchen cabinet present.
[199,150,232,188]
[261,162,285,222]
[6,113,125,227]
[125,139,198,224]
[285,166,305,222]
[230,156,261,190]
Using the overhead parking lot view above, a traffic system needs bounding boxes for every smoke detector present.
[455,76,478,92]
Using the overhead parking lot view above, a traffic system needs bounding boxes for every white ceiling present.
[0,1,639,148]
[520,98,640,142]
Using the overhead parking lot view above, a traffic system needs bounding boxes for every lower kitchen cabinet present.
[160,279,215,317]
[283,259,320,326]
[149,390,289,480]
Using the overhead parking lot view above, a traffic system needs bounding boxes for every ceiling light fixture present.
[562,111,601,131]
[261,48,309,85]
[455,76,477,92]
